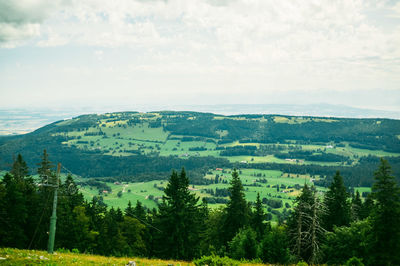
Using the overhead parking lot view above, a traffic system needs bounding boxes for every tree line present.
[0,151,399,265]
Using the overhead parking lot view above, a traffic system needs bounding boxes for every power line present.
[28,188,52,250]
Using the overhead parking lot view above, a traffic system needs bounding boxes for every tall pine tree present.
[370,159,400,265]
[251,192,266,241]
[11,154,29,180]
[155,168,202,260]
[351,190,363,221]
[323,171,351,231]
[223,169,250,245]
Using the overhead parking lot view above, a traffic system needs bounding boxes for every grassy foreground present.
[0,248,191,265]
[0,248,269,266]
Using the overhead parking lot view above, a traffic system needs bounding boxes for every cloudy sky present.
[0,0,399,111]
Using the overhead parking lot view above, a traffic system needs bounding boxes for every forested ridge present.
[1,152,399,265]
[0,111,399,188]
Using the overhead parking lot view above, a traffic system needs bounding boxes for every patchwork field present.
[78,168,369,222]
[55,113,400,166]
[0,111,395,222]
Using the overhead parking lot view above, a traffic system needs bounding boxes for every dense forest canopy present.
[1,154,399,265]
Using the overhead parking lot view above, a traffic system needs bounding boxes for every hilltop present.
[0,111,399,187]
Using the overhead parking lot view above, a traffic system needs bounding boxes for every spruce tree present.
[37,149,54,185]
[155,168,202,260]
[35,150,56,249]
[125,201,135,218]
[0,182,7,247]
[370,159,400,265]
[223,169,250,244]
[56,175,85,250]
[1,173,27,248]
[359,194,374,220]
[11,154,29,180]
[351,190,363,221]
[251,192,266,241]
[323,171,351,231]
[1,155,38,249]
[134,200,147,222]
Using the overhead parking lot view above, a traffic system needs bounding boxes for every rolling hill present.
[0,111,399,187]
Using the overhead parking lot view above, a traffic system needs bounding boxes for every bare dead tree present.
[291,188,327,264]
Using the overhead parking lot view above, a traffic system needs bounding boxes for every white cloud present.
[2,0,399,64]
[0,0,399,110]
[0,22,40,45]
[0,0,71,47]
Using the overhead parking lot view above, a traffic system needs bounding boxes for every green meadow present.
[77,168,367,222]
[58,117,400,166]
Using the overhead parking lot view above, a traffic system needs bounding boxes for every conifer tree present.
[0,182,7,247]
[11,154,29,180]
[56,175,85,250]
[223,169,250,244]
[34,150,56,249]
[155,168,202,260]
[1,173,27,248]
[121,216,146,256]
[1,155,39,249]
[37,149,54,185]
[251,192,266,241]
[125,201,135,218]
[359,194,374,220]
[134,200,147,222]
[370,159,400,265]
[351,190,363,221]
[323,171,351,231]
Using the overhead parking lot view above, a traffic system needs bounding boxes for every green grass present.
[57,119,400,169]
[80,180,167,210]
[79,168,333,222]
[345,145,400,158]
[354,187,371,195]
[0,248,194,265]
[0,248,269,266]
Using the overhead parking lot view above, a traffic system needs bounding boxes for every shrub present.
[71,248,80,254]
[193,255,239,266]
[228,228,257,260]
[297,261,308,266]
[345,257,364,266]
[56,248,70,253]
[259,226,290,264]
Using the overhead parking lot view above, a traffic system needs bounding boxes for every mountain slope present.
[0,111,399,186]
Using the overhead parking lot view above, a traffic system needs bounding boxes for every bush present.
[229,228,257,260]
[259,226,290,265]
[297,261,308,266]
[71,248,80,254]
[193,255,239,266]
[345,257,364,266]
[56,248,70,253]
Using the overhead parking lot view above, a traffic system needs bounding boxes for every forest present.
[0,111,399,189]
[1,152,399,265]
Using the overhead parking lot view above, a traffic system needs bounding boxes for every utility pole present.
[48,163,61,254]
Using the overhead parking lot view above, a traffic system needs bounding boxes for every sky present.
[0,0,400,111]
